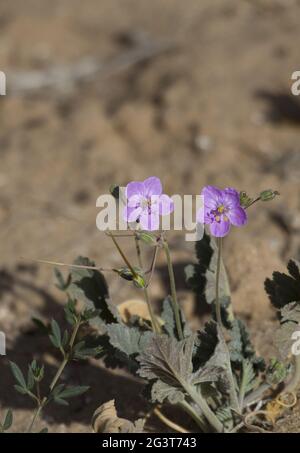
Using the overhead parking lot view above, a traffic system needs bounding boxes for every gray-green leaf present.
[3,410,13,431]
[50,319,62,349]
[137,334,221,405]
[106,324,153,357]
[57,385,89,399]
[10,362,27,389]
[68,256,120,332]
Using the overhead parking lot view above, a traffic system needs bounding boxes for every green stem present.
[26,320,81,433]
[215,238,223,330]
[215,238,240,413]
[109,232,137,278]
[220,259,234,322]
[245,197,261,209]
[134,233,159,334]
[49,358,69,393]
[69,319,81,349]
[163,239,183,340]
[50,320,81,393]
[178,400,209,432]
[134,234,143,269]
[27,404,43,433]
[144,285,159,334]
[145,246,159,287]
[239,360,248,408]
[184,384,224,433]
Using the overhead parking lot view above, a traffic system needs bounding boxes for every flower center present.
[210,205,229,223]
[140,197,153,213]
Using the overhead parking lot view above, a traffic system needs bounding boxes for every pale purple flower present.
[123,176,174,231]
[198,185,247,237]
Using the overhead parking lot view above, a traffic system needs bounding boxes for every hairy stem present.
[220,258,234,322]
[163,239,183,340]
[215,238,240,413]
[215,238,223,330]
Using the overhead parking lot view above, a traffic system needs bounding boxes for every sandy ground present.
[0,0,300,432]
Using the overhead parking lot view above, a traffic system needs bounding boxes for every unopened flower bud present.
[137,232,157,246]
[109,184,120,200]
[117,267,146,288]
[259,189,279,202]
[239,191,253,208]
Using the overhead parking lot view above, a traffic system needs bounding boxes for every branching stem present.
[26,319,82,433]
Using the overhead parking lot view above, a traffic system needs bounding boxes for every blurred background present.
[0,0,300,432]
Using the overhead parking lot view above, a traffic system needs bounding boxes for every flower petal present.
[126,181,145,199]
[201,185,222,210]
[197,206,213,224]
[222,188,240,209]
[123,205,142,223]
[159,194,174,215]
[143,176,162,197]
[210,219,231,237]
[227,206,247,227]
[139,210,160,231]
[127,194,142,207]
[224,187,239,197]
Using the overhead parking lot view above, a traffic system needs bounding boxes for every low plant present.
[3,178,300,433]
[8,297,102,432]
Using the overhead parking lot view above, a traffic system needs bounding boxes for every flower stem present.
[109,231,138,278]
[215,238,223,330]
[163,239,183,340]
[215,238,240,413]
[134,233,159,334]
[245,197,261,209]
[220,259,235,322]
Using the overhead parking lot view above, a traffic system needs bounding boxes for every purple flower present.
[123,176,174,231]
[198,185,247,237]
